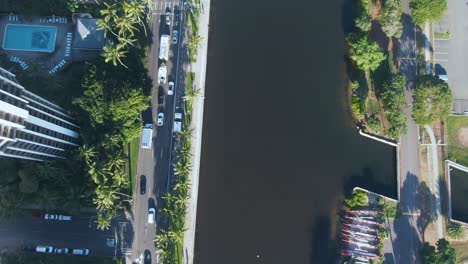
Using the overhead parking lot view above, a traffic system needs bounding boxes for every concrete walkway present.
[182,0,211,263]
[424,125,444,239]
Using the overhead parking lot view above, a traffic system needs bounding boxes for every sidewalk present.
[182,0,211,263]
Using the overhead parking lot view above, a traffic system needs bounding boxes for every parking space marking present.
[434,59,449,62]
[434,52,449,55]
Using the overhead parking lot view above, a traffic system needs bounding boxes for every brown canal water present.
[195,0,397,263]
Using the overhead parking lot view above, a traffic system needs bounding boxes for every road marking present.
[402,212,420,216]
[434,59,449,62]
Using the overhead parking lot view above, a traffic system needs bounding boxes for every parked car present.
[72,249,90,255]
[158,87,165,105]
[168,81,174,95]
[157,112,165,126]
[36,246,54,254]
[165,11,171,26]
[44,214,72,221]
[148,208,156,224]
[172,30,178,45]
[140,175,146,195]
[144,250,151,264]
[158,63,167,84]
[54,248,69,254]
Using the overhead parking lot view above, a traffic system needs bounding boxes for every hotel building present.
[0,66,79,161]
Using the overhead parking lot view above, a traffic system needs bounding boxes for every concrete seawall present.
[183,0,211,263]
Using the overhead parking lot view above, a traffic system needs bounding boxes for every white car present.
[165,12,171,26]
[44,214,72,221]
[148,208,156,224]
[173,112,182,133]
[72,249,90,255]
[36,246,54,254]
[157,112,164,126]
[158,63,167,84]
[168,81,174,95]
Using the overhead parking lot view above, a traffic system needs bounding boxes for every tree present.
[410,0,448,26]
[348,35,386,73]
[187,34,202,52]
[436,238,456,264]
[96,211,112,230]
[366,114,381,131]
[420,238,456,264]
[412,75,452,125]
[447,221,465,239]
[379,0,403,49]
[183,86,201,111]
[102,42,128,68]
[18,169,39,194]
[355,14,372,32]
[344,189,368,208]
[0,192,24,220]
[381,74,407,139]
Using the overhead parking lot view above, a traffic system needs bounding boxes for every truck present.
[158,62,167,84]
[173,112,182,133]
[159,35,170,61]
[141,124,153,149]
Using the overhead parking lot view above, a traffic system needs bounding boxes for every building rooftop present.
[72,18,105,50]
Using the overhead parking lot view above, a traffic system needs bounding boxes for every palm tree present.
[173,180,191,196]
[177,128,193,141]
[100,2,118,24]
[102,42,128,68]
[96,212,112,230]
[187,34,202,52]
[80,145,97,165]
[183,86,201,110]
[174,160,191,178]
[94,185,118,211]
[96,19,118,38]
[123,0,147,35]
[115,16,138,37]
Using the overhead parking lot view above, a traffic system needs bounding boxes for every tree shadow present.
[417,182,438,239]
[308,215,338,264]
[343,166,397,199]
[391,173,421,264]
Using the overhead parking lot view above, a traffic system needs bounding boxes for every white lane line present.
[434,59,449,62]
[434,52,448,55]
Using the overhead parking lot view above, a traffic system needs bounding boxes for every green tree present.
[447,221,465,239]
[379,0,403,49]
[412,75,452,125]
[344,189,368,208]
[18,169,38,194]
[421,242,438,264]
[0,192,24,220]
[436,238,456,264]
[410,0,448,26]
[381,74,407,139]
[187,34,202,52]
[355,14,372,32]
[102,42,128,68]
[96,212,112,230]
[183,86,201,112]
[366,114,381,131]
[348,35,386,73]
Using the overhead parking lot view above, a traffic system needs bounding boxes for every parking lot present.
[435,0,468,113]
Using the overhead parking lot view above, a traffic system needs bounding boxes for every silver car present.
[168,81,174,95]
[157,112,164,126]
[165,12,171,26]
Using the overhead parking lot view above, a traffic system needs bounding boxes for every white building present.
[0,67,80,161]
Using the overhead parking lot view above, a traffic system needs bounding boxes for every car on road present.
[173,112,182,133]
[165,11,171,26]
[32,213,44,219]
[144,250,151,264]
[168,81,174,95]
[158,87,165,105]
[140,175,146,195]
[172,30,178,45]
[157,112,165,126]
[148,208,155,224]
[158,63,167,84]
[36,246,54,254]
[72,249,90,255]
[54,248,69,254]
[44,214,72,221]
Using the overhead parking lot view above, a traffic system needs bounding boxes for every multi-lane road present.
[130,0,188,262]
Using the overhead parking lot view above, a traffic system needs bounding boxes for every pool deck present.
[0,14,100,72]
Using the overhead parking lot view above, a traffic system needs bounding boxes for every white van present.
[36,246,54,253]
[72,249,90,255]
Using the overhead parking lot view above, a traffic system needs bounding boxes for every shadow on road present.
[391,173,421,264]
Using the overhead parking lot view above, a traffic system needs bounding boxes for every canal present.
[195,0,397,263]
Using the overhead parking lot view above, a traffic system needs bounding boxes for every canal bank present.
[182,0,211,263]
[194,0,397,263]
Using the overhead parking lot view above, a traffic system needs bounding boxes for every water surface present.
[195,0,396,263]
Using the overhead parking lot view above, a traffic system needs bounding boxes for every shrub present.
[366,114,381,131]
[447,222,465,239]
[344,189,368,208]
[410,0,448,26]
[351,95,363,118]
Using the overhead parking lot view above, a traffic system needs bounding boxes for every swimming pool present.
[3,24,57,52]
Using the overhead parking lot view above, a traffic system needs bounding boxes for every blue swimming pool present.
[3,24,57,52]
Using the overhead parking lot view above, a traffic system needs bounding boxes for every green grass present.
[188,9,199,35]
[176,240,183,264]
[187,72,195,90]
[447,116,468,166]
[434,31,451,39]
[128,136,140,194]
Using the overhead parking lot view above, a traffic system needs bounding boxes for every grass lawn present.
[187,72,195,90]
[447,116,468,166]
[176,239,183,264]
[128,136,140,194]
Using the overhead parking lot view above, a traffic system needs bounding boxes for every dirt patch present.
[455,127,468,148]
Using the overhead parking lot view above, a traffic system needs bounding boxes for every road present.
[389,0,422,263]
[0,214,130,256]
[129,0,188,262]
